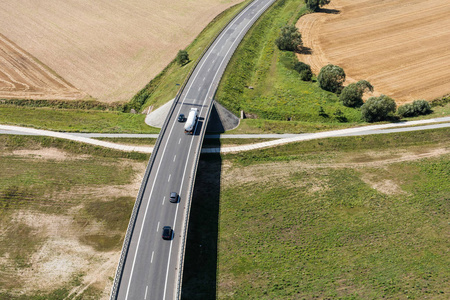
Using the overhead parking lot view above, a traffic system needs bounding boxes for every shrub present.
[361,94,396,122]
[397,103,415,117]
[293,61,313,81]
[176,50,189,66]
[412,99,432,115]
[340,80,373,107]
[275,25,303,52]
[398,100,432,117]
[317,64,346,93]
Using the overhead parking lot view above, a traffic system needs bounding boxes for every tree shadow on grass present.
[181,151,222,300]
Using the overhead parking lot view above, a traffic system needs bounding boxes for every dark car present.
[162,226,173,240]
[177,114,186,122]
[169,192,179,203]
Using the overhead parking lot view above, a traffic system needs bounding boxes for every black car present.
[177,114,186,122]
[162,226,173,240]
[169,192,179,203]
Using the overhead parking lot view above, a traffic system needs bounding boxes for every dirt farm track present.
[296,0,450,104]
[0,0,243,102]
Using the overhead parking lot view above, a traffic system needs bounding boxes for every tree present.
[275,25,303,52]
[293,61,313,81]
[306,0,331,12]
[340,80,373,107]
[317,64,346,93]
[176,50,189,66]
[397,99,432,117]
[361,94,396,122]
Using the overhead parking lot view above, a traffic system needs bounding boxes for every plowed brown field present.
[296,0,450,104]
[0,0,243,102]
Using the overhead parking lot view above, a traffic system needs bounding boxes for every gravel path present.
[1,117,449,153]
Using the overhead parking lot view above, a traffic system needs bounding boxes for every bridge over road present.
[110,0,277,299]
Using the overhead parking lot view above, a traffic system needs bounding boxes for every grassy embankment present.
[215,0,450,134]
[181,127,450,299]
[216,0,362,134]
[0,135,148,299]
[0,0,252,133]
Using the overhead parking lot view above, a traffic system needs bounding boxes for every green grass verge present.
[0,135,149,160]
[227,118,361,134]
[95,137,158,146]
[0,106,160,133]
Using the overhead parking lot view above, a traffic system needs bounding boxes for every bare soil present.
[0,0,243,102]
[296,0,450,104]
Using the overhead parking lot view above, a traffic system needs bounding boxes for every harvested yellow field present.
[0,34,87,100]
[296,0,450,104]
[0,0,243,102]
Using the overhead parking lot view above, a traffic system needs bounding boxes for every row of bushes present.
[314,63,433,122]
[272,4,439,124]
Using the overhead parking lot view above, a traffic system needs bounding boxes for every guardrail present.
[174,0,278,298]
[109,1,254,299]
[110,0,276,298]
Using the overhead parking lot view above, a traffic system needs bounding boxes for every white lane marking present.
[173,155,176,162]
[126,1,271,298]
[145,286,148,299]
[197,86,201,91]
[162,1,276,299]
[208,67,211,72]
[178,138,181,144]
[182,0,255,101]
[125,40,201,297]
[157,222,160,231]
[168,174,171,182]
[151,251,154,263]
[162,196,165,205]
[202,77,206,81]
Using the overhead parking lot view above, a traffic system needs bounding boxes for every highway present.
[111,0,277,299]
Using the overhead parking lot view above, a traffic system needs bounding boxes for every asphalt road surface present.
[113,0,277,299]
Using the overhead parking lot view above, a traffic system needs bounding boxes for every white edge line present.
[162,0,275,298]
